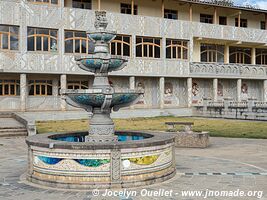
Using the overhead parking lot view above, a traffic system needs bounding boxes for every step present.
[0,128,27,133]
[0,126,26,130]
[0,131,27,137]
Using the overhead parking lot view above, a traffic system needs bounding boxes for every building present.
[0,0,267,113]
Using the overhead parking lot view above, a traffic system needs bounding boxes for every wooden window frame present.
[27,27,58,52]
[120,3,137,15]
[164,9,178,20]
[200,14,213,24]
[110,35,131,57]
[229,47,251,64]
[136,36,161,58]
[0,80,20,96]
[219,16,227,25]
[27,0,59,5]
[256,49,267,66]
[28,80,53,96]
[64,30,92,54]
[260,21,266,30]
[235,18,248,28]
[0,25,19,51]
[166,39,188,60]
[67,81,89,89]
[200,44,224,63]
[72,0,92,10]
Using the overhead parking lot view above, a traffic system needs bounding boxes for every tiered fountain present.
[25,11,176,190]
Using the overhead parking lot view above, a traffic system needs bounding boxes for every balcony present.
[190,62,267,79]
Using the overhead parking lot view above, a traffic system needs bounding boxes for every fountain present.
[25,11,176,189]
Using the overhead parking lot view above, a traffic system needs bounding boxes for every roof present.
[177,0,267,14]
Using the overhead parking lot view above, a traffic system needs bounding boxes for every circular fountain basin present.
[25,131,176,190]
[88,31,116,43]
[67,93,140,108]
[77,56,127,73]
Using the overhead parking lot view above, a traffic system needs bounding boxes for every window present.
[28,80,53,96]
[0,80,20,96]
[164,9,178,20]
[229,47,251,64]
[200,14,213,24]
[121,3,137,15]
[110,35,131,56]
[27,0,58,5]
[27,27,58,52]
[256,49,267,65]
[201,44,224,63]
[67,81,88,89]
[64,30,94,54]
[219,16,227,25]
[72,0,91,9]
[0,25,19,50]
[166,39,188,59]
[235,18,247,28]
[136,37,161,58]
[261,21,266,30]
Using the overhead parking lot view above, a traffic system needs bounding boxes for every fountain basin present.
[77,56,127,73]
[62,89,143,111]
[88,31,116,43]
[25,131,176,190]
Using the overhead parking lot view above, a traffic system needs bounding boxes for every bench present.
[165,122,194,132]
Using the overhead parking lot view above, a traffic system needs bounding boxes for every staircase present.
[0,117,28,137]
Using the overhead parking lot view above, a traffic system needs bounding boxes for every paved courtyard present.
[0,136,266,200]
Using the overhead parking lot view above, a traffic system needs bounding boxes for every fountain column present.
[20,74,27,111]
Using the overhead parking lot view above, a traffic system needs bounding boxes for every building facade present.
[0,0,267,112]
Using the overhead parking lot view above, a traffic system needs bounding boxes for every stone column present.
[213,78,218,101]
[187,78,192,107]
[224,45,229,64]
[251,48,256,65]
[52,78,59,97]
[129,76,135,109]
[159,77,165,109]
[237,79,242,102]
[264,80,267,102]
[20,74,27,111]
[60,74,67,111]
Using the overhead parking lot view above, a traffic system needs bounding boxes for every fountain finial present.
[94,11,108,30]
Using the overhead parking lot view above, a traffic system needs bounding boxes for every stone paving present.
[0,136,266,200]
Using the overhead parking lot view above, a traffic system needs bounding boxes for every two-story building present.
[0,0,266,112]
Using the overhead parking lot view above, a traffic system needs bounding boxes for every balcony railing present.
[190,62,267,78]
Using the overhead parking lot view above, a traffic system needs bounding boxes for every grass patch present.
[36,117,267,139]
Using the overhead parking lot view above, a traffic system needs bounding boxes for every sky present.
[235,0,267,10]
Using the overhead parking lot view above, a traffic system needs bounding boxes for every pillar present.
[213,78,218,102]
[214,7,217,24]
[129,76,135,109]
[238,12,241,27]
[60,74,67,111]
[98,0,101,10]
[159,77,165,109]
[224,45,229,63]
[251,48,256,65]
[131,0,134,15]
[161,0,165,18]
[237,79,242,102]
[187,78,192,107]
[189,4,193,22]
[264,80,267,102]
[20,74,27,112]
[52,78,59,97]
